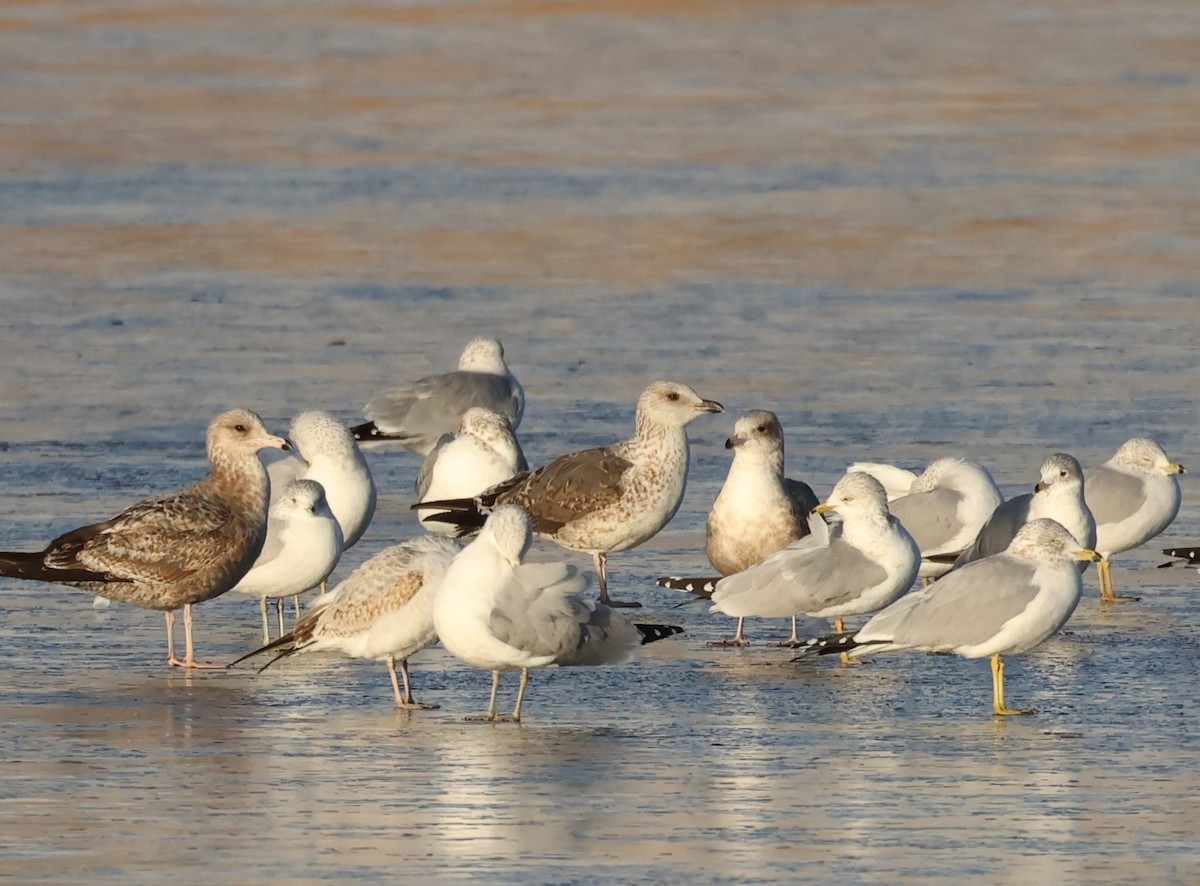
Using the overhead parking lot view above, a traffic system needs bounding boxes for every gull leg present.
[711,617,751,647]
[465,670,502,722]
[594,551,641,608]
[388,656,439,710]
[169,603,225,669]
[767,615,804,648]
[291,595,301,620]
[258,597,271,646]
[164,611,177,666]
[991,654,1034,716]
[1098,557,1139,603]
[275,598,285,637]
[828,617,867,666]
[496,668,529,723]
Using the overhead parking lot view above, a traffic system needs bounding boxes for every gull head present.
[457,337,508,374]
[1112,438,1185,476]
[909,457,998,495]
[459,407,517,448]
[208,408,290,459]
[636,381,724,431]
[289,409,357,462]
[272,478,334,522]
[480,504,533,567]
[815,471,888,519]
[1034,453,1085,494]
[1009,518,1100,564]
[725,409,785,460]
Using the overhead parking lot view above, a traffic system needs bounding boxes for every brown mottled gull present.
[233,535,460,709]
[0,408,289,668]
[418,380,724,608]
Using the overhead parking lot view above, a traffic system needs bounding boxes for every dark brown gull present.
[0,408,288,668]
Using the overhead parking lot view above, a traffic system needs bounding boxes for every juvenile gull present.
[415,407,528,535]
[352,337,524,454]
[229,479,344,644]
[433,505,683,723]
[947,453,1096,571]
[795,519,1099,716]
[885,458,1004,579]
[657,410,821,646]
[0,409,288,668]
[1084,438,1185,602]
[233,536,459,709]
[419,380,724,607]
[710,473,920,664]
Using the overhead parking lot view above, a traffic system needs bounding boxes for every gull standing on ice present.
[795,519,1099,716]
[0,409,288,668]
[433,505,683,723]
[229,479,344,644]
[710,472,920,664]
[418,380,724,607]
[352,337,524,454]
[234,535,460,709]
[947,453,1096,571]
[1084,438,1184,602]
[415,407,528,535]
[657,409,821,646]
[846,462,918,501]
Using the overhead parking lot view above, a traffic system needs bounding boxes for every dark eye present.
[234,423,247,432]
[667,392,680,401]
[757,425,768,433]
[1060,470,1067,477]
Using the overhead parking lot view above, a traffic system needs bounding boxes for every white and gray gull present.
[0,409,289,668]
[418,380,724,608]
[352,337,524,455]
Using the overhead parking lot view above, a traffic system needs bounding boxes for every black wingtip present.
[350,421,409,443]
[229,631,298,668]
[0,551,132,584]
[790,631,862,661]
[635,623,684,645]
[1161,546,1200,564]
[655,576,721,597]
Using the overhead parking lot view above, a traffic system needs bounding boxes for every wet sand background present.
[1,1,1199,882]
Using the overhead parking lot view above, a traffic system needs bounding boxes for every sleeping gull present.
[418,380,724,607]
[946,453,1096,571]
[229,479,344,644]
[1084,437,1185,602]
[433,505,683,723]
[415,407,528,535]
[0,409,288,668]
[351,337,524,454]
[656,409,821,646]
[885,458,1003,579]
[233,535,459,709]
[846,462,918,501]
[709,472,919,664]
[795,519,1099,716]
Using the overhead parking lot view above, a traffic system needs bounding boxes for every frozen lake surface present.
[1,0,1198,882]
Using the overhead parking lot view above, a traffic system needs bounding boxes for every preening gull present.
[711,472,919,664]
[657,409,822,646]
[1084,438,1184,602]
[352,337,524,455]
[796,519,1099,716]
[415,407,528,535]
[229,479,344,644]
[233,535,459,709]
[846,462,918,501]
[419,380,724,608]
[885,458,1004,579]
[432,505,683,723]
[0,409,288,668]
[947,453,1096,571]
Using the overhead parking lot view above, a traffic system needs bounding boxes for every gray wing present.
[512,434,530,474]
[267,456,307,505]
[890,487,965,553]
[415,433,455,497]
[784,478,820,516]
[952,494,1031,569]
[366,371,518,447]
[1085,465,1146,527]
[778,534,889,611]
[252,514,288,567]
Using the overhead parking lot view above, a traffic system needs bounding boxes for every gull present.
[415,407,528,536]
[710,472,920,664]
[796,519,1100,716]
[885,458,1004,579]
[0,409,288,668]
[432,505,683,723]
[229,479,344,644]
[947,453,1096,570]
[233,535,460,709]
[1159,543,1200,573]
[351,337,524,455]
[1084,438,1185,602]
[846,462,918,501]
[418,380,724,607]
[656,409,821,646]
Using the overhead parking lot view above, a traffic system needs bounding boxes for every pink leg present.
[594,551,641,608]
[709,617,751,647]
[164,611,177,665]
[167,603,226,669]
[387,656,439,710]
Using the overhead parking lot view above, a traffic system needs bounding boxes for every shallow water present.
[2,0,1199,882]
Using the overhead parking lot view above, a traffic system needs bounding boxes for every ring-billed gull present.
[229,479,344,644]
[418,380,724,608]
[657,409,821,646]
[0,409,288,668]
[885,458,1004,579]
[1084,438,1185,602]
[710,473,919,664]
[946,453,1096,571]
[846,462,918,501]
[1159,544,1200,571]
[233,536,459,709]
[795,519,1099,716]
[433,505,683,723]
[415,407,528,535]
[352,337,524,454]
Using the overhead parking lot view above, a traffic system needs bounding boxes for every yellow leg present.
[1097,557,1139,603]
[991,654,1034,716]
[832,617,866,666]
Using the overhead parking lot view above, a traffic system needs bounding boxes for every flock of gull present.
[0,337,1191,720]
